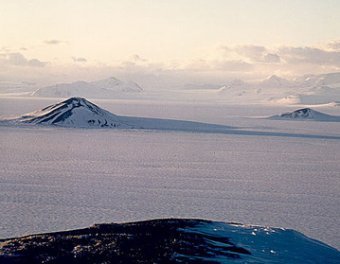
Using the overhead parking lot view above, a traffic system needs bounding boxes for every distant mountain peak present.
[228,79,245,86]
[59,96,89,105]
[268,74,281,80]
[39,97,99,113]
[261,75,290,87]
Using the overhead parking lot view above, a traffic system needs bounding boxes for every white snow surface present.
[0,97,339,252]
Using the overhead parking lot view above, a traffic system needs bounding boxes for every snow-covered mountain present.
[270,108,340,121]
[300,72,340,87]
[14,97,130,128]
[3,97,234,132]
[259,75,294,88]
[32,77,143,99]
[211,72,340,105]
[24,72,340,104]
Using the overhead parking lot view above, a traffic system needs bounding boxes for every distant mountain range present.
[2,72,340,105]
[213,72,340,104]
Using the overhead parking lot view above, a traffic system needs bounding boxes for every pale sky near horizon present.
[1,0,340,85]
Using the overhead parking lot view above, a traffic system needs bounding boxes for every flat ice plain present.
[0,97,339,249]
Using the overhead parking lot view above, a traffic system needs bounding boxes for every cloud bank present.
[1,41,340,88]
[44,40,64,45]
[0,52,47,67]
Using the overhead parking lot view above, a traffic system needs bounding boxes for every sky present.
[1,0,340,88]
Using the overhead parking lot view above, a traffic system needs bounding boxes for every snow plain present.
[0,97,339,250]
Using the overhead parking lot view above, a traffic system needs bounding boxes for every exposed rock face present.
[1,219,340,263]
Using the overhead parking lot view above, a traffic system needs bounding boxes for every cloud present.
[28,58,47,67]
[278,46,340,65]
[72,57,87,63]
[185,57,253,72]
[118,54,159,72]
[213,60,254,72]
[131,54,147,62]
[327,40,340,51]
[185,59,211,71]
[1,41,340,88]
[222,45,280,64]
[0,46,11,52]
[221,43,340,66]
[264,53,281,63]
[0,52,47,67]
[235,45,267,61]
[119,54,149,68]
[44,39,63,45]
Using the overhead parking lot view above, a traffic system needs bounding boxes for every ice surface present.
[0,98,339,251]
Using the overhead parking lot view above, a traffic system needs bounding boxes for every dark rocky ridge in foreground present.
[0,219,250,264]
[1,218,339,263]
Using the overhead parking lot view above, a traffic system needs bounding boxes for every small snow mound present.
[270,108,340,122]
[281,108,317,119]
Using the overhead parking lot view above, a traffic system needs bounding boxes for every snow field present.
[0,126,339,249]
